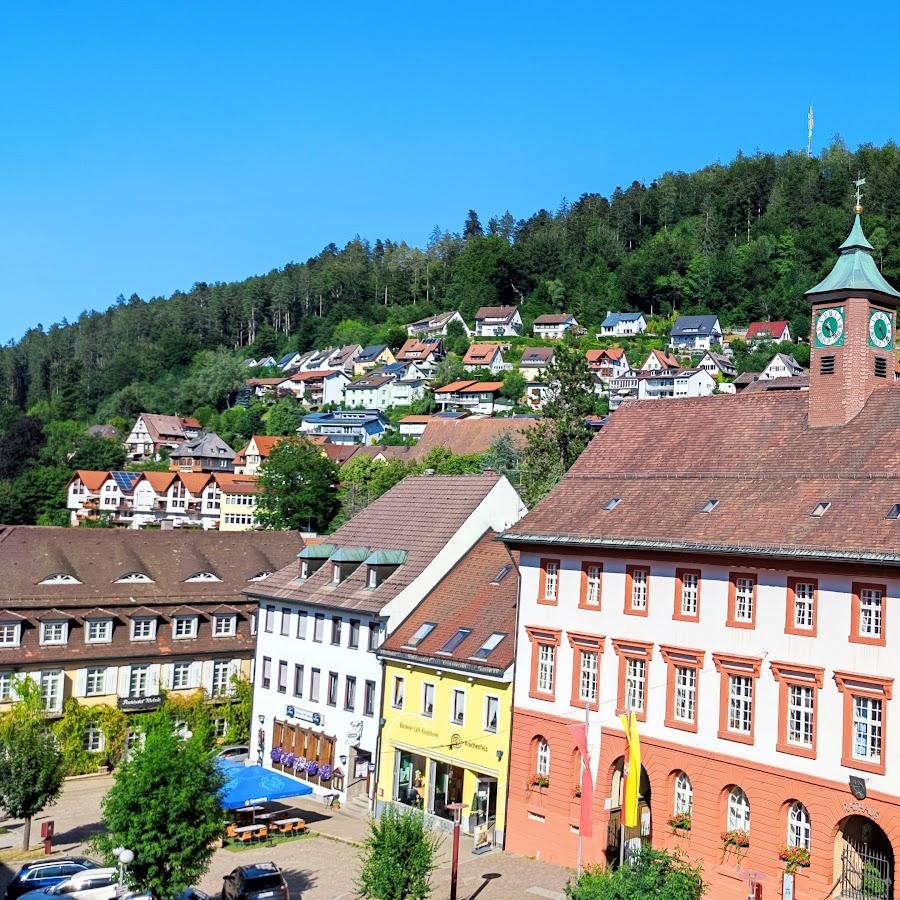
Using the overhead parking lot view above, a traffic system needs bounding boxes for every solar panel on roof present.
[112,471,140,493]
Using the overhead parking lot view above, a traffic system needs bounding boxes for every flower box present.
[668,812,692,832]
[779,846,810,873]
[722,830,750,850]
[530,774,550,789]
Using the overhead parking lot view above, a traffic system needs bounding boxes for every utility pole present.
[807,105,814,158]
[447,802,465,900]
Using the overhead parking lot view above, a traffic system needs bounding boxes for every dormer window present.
[333,564,342,584]
[249,571,273,582]
[40,621,68,646]
[300,560,310,579]
[213,614,237,637]
[85,619,113,644]
[131,617,157,641]
[116,573,153,584]
[0,622,22,647]
[368,568,378,589]
[39,574,81,585]
[186,572,220,583]
[173,616,199,640]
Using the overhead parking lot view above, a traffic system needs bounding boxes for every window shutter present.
[148,665,161,695]
[74,668,87,697]
[202,661,214,695]
[160,664,174,690]
[118,667,131,698]
[228,659,242,692]
[104,667,118,695]
[189,661,203,688]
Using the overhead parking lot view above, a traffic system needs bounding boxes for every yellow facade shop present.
[376,661,513,846]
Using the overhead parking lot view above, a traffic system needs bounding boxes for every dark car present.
[221,864,288,900]
[6,859,100,900]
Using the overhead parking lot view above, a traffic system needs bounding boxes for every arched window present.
[536,737,551,778]
[185,572,221,583]
[674,772,692,815]
[787,801,811,849]
[39,573,81,585]
[726,786,751,832]
[116,572,153,584]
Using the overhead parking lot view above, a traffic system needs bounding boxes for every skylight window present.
[438,628,472,654]
[116,573,153,584]
[491,565,513,585]
[405,622,436,648]
[248,571,273,582]
[887,504,900,520]
[471,632,506,660]
[185,572,221,583]
[810,501,831,518]
[39,574,81,585]
[603,498,621,512]
[701,499,719,513]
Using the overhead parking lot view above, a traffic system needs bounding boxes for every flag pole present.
[618,685,631,868]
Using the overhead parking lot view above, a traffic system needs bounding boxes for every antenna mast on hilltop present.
[807,105,815,158]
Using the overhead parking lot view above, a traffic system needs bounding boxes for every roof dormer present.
[39,573,81,586]
[363,550,407,589]
[329,547,369,584]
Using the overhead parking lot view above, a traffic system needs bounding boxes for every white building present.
[474,306,523,337]
[406,311,470,339]
[248,473,526,804]
[598,311,647,337]
[697,350,737,379]
[532,314,579,340]
[434,380,506,416]
[759,352,804,381]
[669,315,723,353]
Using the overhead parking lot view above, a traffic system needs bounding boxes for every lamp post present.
[445,802,467,900]
[113,847,134,894]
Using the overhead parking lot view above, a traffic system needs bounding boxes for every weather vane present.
[854,174,866,214]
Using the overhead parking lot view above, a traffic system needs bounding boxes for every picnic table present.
[272,816,306,834]
[234,825,257,835]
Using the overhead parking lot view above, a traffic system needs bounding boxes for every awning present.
[217,759,313,809]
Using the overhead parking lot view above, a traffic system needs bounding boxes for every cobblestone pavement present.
[0,776,570,900]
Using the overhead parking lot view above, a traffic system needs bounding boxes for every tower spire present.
[853,174,866,214]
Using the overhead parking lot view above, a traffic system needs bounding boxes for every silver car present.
[17,868,120,900]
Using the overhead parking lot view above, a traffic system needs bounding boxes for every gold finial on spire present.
[854,174,866,214]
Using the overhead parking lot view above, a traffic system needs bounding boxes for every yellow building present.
[217,473,262,531]
[353,344,396,376]
[375,531,518,848]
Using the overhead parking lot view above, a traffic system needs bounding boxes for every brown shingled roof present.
[380,531,518,674]
[412,418,535,459]
[463,344,501,365]
[246,474,504,613]
[504,388,900,563]
[475,306,518,321]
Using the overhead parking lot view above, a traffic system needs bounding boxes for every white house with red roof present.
[434,380,506,415]
[474,306,523,337]
[277,370,349,406]
[532,313,579,339]
[746,319,792,345]
[463,343,508,374]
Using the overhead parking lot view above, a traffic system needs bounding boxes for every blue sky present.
[2,1,899,342]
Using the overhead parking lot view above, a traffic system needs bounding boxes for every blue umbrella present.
[217,758,313,809]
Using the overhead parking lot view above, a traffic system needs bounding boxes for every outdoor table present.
[234,825,257,834]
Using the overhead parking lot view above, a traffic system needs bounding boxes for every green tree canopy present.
[256,437,340,531]
[357,807,441,900]
[0,677,66,849]
[265,397,303,436]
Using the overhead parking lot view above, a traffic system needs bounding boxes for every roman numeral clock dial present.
[814,307,845,348]
[868,308,893,350]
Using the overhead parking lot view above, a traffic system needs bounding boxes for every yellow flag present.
[619,712,641,828]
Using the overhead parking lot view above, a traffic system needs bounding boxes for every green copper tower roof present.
[807,214,900,300]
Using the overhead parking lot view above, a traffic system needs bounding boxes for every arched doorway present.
[834,815,894,899]
[605,755,652,867]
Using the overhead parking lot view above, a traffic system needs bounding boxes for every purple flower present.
[294,756,307,772]
[282,753,295,768]
[319,764,333,781]
[306,761,319,777]
[270,747,283,763]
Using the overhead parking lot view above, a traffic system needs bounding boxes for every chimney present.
[805,213,900,428]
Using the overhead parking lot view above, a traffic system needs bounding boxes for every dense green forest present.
[2,139,900,525]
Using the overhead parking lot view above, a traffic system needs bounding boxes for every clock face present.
[868,308,893,350]
[814,306,845,348]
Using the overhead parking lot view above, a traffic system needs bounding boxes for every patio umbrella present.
[217,758,313,810]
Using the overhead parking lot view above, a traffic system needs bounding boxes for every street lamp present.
[113,847,134,893]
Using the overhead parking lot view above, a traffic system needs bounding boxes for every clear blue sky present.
[2,1,899,342]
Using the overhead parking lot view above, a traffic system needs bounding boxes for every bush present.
[565,847,706,899]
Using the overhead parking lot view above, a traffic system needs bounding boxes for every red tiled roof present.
[746,320,789,340]
[396,339,439,360]
[412,417,536,458]
[646,349,680,368]
[400,415,434,424]
[139,471,178,492]
[179,472,213,495]
[214,473,261,495]
[504,388,900,562]
[73,470,110,491]
[435,380,479,394]
[247,474,506,613]
[380,531,518,674]
[463,343,500,365]
[286,369,335,382]
[460,381,503,393]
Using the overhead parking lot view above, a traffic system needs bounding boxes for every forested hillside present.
[3,139,900,426]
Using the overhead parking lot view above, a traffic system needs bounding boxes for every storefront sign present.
[286,705,322,727]
[842,800,880,820]
[117,694,163,711]
[450,734,489,753]
[398,721,440,739]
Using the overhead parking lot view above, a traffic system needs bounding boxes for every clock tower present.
[806,211,900,428]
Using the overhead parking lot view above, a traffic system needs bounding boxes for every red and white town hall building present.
[501,211,900,898]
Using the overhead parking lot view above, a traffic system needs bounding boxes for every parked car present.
[6,859,100,900]
[17,868,119,900]
[221,864,288,900]
[216,745,250,762]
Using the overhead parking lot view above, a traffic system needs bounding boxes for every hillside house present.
[586,348,630,379]
[234,436,287,475]
[759,352,804,381]
[299,410,389,445]
[697,350,737,379]
[395,339,444,376]
[474,306,523,337]
[406,311,470,339]
[125,414,202,462]
[344,374,398,410]
[168,433,236,473]
[434,380,506,416]
[598,311,647,337]
[353,345,396,376]
[277,370,349,406]
[746,319,792,345]
[532,314,579,339]
[519,347,555,381]
[463,343,507,374]
[641,348,680,372]
[669,315,723,352]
